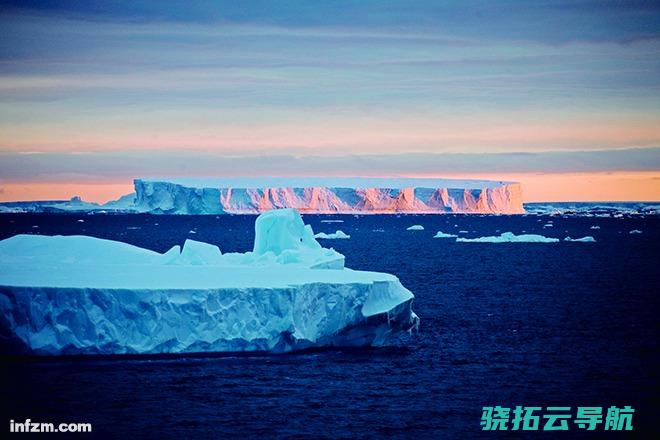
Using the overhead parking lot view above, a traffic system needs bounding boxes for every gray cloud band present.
[0,148,658,182]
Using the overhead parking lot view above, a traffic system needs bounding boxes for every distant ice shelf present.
[0,209,418,355]
[4,191,660,217]
[131,177,524,215]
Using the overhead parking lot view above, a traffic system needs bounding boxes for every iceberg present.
[131,177,525,214]
[314,230,350,239]
[0,209,418,355]
[433,231,458,239]
[564,236,596,243]
[629,229,643,234]
[456,232,560,243]
[406,225,424,231]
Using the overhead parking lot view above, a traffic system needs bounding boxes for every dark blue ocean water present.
[1,213,659,438]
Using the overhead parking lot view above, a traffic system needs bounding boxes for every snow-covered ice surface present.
[456,232,560,243]
[0,209,418,355]
[564,236,596,242]
[315,230,350,239]
[407,225,424,231]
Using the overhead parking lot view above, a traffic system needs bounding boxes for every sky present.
[1,0,659,202]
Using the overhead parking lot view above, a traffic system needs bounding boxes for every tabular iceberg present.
[0,209,418,355]
[132,177,524,214]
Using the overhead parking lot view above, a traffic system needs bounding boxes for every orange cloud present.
[416,171,660,202]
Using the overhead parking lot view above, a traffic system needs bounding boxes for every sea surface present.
[1,213,659,438]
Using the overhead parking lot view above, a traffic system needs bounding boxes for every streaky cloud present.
[0,147,657,182]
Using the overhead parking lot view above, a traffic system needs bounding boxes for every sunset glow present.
[1,171,657,204]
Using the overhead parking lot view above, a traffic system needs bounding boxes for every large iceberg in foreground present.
[0,209,418,355]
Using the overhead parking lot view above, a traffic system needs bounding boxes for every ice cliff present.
[133,177,524,214]
[0,209,418,355]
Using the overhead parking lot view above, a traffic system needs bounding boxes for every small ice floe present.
[321,220,344,223]
[543,223,554,228]
[126,226,141,230]
[31,225,39,229]
[564,236,596,243]
[407,225,424,231]
[590,226,601,230]
[315,230,350,239]
[77,219,85,223]
[457,232,559,243]
[458,230,468,234]
[629,229,643,234]
[433,231,457,239]
[189,230,197,234]
[373,228,385,233]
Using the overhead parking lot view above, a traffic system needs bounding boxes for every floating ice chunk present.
[77,219,85,223]
[458,230,468,234]
[407,225,424,231]
[320,220,344,223]
[433,231,457,238]
[543,223,553,228]
[564,236,596,242]
[629,229,643,234]
[188,230,196,234]
[315,230,350,239]
[590,225,601,229]
[457,232,559,243]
